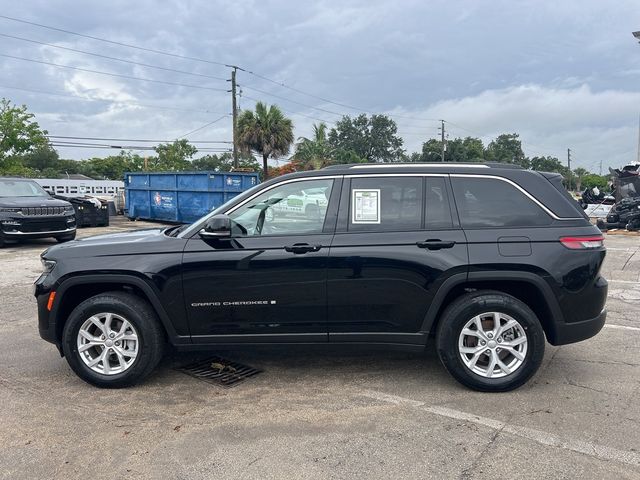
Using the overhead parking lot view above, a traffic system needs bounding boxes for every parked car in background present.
[35,163,607,391]
[0,178,76,247]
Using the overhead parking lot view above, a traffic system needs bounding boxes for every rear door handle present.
[284,243,322,254]
[416,239,456,250]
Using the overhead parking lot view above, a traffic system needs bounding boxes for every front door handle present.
[284,243,322,254]
[416,239,456,250]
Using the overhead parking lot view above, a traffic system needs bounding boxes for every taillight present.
[559,235,605,250]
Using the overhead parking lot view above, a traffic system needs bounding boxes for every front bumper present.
[549,309,607,346]
[1,214,76,238]
[36,291,58,345]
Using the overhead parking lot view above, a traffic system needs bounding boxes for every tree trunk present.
[262,153,269,181]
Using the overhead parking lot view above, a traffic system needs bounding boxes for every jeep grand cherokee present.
[1,178,76,247]
[34,163,607,391]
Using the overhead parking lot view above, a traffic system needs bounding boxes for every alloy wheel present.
[76,312,139,375]
[458,312,528,379]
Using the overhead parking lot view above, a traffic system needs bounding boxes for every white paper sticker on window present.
[352,189,381,224]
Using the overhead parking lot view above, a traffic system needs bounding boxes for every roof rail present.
[322,162,523,170]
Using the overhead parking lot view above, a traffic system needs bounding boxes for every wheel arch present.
[422,271,563,344]
[51,274,183,345]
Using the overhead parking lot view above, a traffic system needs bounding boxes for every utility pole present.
[567,148,572,191]
[637,114,640,163]
[599,159,603,176]
[439,120,446,162]
[229,67,239,169]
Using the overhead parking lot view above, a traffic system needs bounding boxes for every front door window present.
[228,179,334,236]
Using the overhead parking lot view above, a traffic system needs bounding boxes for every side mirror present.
[199,214,232,239]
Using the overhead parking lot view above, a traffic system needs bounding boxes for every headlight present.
[41,258,56,274]
[64,205,75,214]
[0,207,20,213]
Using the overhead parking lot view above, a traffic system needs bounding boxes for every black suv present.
[1,178,76,247]
[35,163,607,391]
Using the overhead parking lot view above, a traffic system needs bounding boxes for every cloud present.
[0,0,638,171]
[391,84,640,170]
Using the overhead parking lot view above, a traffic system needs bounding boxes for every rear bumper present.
[549,309,606,346]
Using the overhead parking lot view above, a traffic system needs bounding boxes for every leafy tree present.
[237,102,294,180]
[79,152,145,179]
[191,152,260,172]
[406,151,422,162]
[0,98,49,172]
[419,139,444,162]
[581,173,609,190]
[22,145,60,173]
[332,148,368,164]
[293,123,334,170]
[484,133,529,168]
[328,114,404,163]
[152,139,197,171]
[40,167,61,179]
[445,137,485,162]
[414,136,484,163]
[572,167,589,191]
[268,162,298,177]
[530,156,567,174]
[458,137,485,162]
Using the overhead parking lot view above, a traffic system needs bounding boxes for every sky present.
[0,0,639,172]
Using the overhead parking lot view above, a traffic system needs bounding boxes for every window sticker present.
[352,189,381,224]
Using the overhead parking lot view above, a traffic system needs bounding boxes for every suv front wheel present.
[436,291,545,392]
[61,291,165,388]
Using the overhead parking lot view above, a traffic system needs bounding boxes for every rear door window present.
[451,176,552,228]
[348,177,422,232]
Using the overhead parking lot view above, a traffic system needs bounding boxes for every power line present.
[0,14,232,68]
[0,53,228,92]
[46,135,232,144]
[0,84,226,114]
[241,94,335,124]
[0,14,444,125]
[49,140,232,152]
[242,84,344,117]
[239,71,440,122]
[0,33,229,81]
[178,115,229,138]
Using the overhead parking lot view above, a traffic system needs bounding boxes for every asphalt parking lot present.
[0,217,638,479]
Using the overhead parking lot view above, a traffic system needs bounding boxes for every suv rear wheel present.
[61,291,165,388]
[436,291,545,392]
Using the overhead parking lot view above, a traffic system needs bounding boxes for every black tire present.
[56,231,76,243]
[61,291,165,388]
[436,290,545,392]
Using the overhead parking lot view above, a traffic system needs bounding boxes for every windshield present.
[0,179,49,197]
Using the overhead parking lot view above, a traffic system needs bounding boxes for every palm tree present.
[236,102,294,180]
[293,122,333,170]
[573,167,588,191]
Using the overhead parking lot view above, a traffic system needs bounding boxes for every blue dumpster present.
[124,171,260,223]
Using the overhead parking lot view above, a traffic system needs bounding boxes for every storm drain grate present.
[176,356,262,387]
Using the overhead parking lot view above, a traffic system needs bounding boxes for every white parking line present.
[604,324,640,332]
[361,390,640,467]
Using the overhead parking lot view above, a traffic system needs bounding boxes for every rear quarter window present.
[451,176,552,228]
